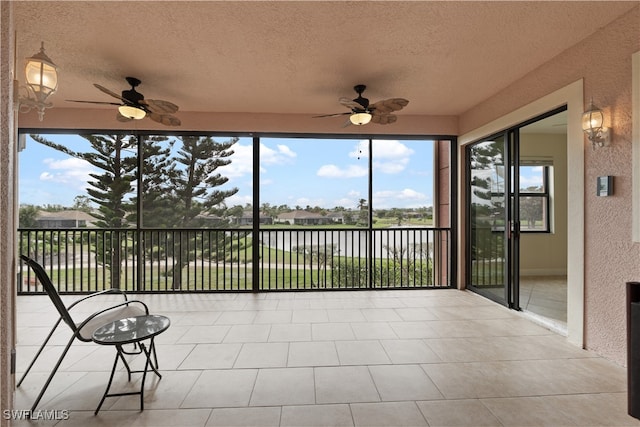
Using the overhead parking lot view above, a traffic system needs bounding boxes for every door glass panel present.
[468,136,507,303]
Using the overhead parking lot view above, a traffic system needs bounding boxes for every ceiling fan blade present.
[141,99,179,114]
[370,114,398,125]
[66,99,122,106]
[312,112,351,118]
[94,83,128,103]
[370,98,409,114]
[148,112,181,126]
[116,112,133,122]
[339,97,365,110]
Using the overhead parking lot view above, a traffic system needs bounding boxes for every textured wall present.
[436,140,451,228]
[0,0,16,422]
[17,109,460,137]
[460,7,640,365]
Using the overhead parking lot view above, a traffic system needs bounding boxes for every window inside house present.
[519,165,551,232]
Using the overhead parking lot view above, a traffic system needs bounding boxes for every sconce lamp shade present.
[582,101,604,132]
[118,105,146,120]
[581,99,610,149]
[24,42,58,102]
[350,112,372,126]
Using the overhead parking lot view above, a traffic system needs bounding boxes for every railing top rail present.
[18,226,451,232]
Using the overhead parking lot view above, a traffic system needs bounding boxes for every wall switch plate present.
[597,176,613,196]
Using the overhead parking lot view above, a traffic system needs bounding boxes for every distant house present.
[233,210,273,226]
[326,212,345,224]
[35,210,97,228]
[276,210,330,225]
[195,213,226,227]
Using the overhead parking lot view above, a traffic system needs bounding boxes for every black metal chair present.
[17,254,150,412]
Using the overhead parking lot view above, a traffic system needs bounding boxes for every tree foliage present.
[161,136,240,288]
[30,133,240,290]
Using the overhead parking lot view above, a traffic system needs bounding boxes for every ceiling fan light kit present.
[313,84,408,126]
[118,105,146,120]
[350,112,372,126]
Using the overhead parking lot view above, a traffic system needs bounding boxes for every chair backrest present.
[20,255,77,331]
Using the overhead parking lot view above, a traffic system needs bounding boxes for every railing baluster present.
[17,226,453,294]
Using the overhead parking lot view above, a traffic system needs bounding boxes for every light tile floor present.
[10,289,640,426]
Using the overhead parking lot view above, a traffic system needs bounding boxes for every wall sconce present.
[15,42,58,121]
[582,99,611,149]
[350,112,372,126]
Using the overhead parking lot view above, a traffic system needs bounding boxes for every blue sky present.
[19,134,435,211]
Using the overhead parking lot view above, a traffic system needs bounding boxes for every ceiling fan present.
[313,84,409,126]
[67,77,181,126]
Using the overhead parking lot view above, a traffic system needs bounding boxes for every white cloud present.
[220,143,253,178]
[349,139,414,159]
[226,193,252,207]
[349,140,414,175]
[520,175,544,188]
[275,144,296,159]
[520,166,544,189]
[293,196,326,207]
[40,157,95,190]
[373,188,430,209]
[373,139,415,159]
[219,142,298,180]
[317,164,367,178]
[261,143,297,165]
[374,157,409,174]
[348,140,369,159]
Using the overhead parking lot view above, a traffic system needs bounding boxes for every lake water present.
[259,228,439,259]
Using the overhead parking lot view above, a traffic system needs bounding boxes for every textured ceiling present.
[12,1,638,127]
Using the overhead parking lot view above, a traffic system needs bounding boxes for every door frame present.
[458,80,584,348]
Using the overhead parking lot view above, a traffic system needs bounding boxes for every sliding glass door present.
[466,107,568,310]
[466,132,519,307]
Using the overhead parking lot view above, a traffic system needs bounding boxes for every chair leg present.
[29,334,76,412]
[17,318,63,388]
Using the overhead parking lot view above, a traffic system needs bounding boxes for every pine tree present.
[163,135,240,289]
[30,133,241,291]
[31,134,137,288]
[125,134,175,228]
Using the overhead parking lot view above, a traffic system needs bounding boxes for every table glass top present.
[92,314,170,345]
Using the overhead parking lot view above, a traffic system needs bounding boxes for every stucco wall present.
[460,6,640,365]
[0,0,16,423]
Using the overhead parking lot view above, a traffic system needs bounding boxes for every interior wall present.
[460,6,640,365]
[519,133,568,276]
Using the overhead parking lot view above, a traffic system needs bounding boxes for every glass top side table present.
[92,314,170,414]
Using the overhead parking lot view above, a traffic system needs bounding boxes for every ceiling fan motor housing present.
[353,84,369,110]
[122,89,144,105]
[122,77,144,105]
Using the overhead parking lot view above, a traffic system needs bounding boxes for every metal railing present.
[18,227,452,293]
